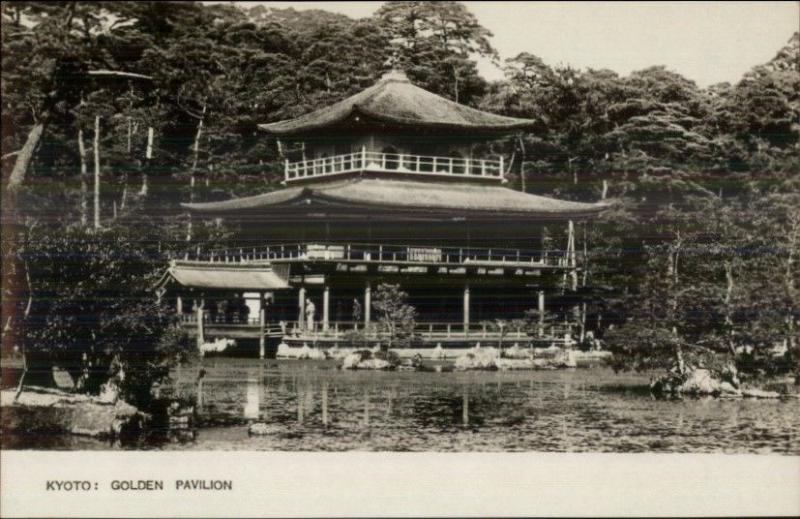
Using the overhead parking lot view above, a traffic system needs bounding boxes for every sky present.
[220,1,799,87]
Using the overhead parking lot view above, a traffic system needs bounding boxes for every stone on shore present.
[295,344,327,360]
[1,386,147,439]
[454,347,499,371]
[651,367,746,397]
[454,346,577,371]
[276,342,328,360]
[340,350,397,370]
[502,344,530,359]
[248,422,285,436]
[276,341,292,358]
[742,388,781,399]
[430,344,447,360]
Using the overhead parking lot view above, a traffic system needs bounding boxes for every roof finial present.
[384,51,401,69]
[381,53,409,82]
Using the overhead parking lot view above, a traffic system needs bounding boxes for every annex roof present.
[156,261,290,291]
[182,177,611,219]
[258,70,537,135]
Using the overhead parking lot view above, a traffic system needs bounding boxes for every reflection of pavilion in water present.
[193,370,581,433]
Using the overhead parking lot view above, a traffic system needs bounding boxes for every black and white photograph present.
[1,1,799,516]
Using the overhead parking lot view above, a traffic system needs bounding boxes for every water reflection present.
[243,379,259,420]
[363,389,370,428]
[322,381,329,426]
[10,360,796,453]
[462,387,469,427]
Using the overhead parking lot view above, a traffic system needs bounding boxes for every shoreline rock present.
[1,386,148,439]
[340,350,396,370]
[454,346,577,371]
[650,366,786,399]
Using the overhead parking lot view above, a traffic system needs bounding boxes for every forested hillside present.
[1,2,798,396]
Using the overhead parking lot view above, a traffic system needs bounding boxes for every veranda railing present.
[285,150,504,182]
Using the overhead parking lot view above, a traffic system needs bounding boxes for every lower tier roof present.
[156,261,290,291]
[182,178,611,219]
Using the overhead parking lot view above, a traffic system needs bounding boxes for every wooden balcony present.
[184,242,575,271]
[285,150,504,183]
[179,316,577,346]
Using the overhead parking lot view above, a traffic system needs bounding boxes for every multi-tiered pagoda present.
[156,70,609,358]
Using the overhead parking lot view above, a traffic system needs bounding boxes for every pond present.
[4,359,799,453]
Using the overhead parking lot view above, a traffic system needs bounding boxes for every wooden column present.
[364,281,371,326]
[176,295,183,315]
[298,286,306,329]
[258,292,266,359]
[323,285,330,331]
[463,285,470,332]
[538,290,545,337]
[568,219,578,291]
[196,298,205,355]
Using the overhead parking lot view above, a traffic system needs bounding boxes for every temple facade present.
[156,70,609,358]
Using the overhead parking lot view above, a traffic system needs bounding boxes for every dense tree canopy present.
[1,2,798,389]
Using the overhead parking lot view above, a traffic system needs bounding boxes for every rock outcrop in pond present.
[340,350,402,370]
[0,386,148,439]
[650,365,783,398]
[454,346,578,371]
[276,342,328,360]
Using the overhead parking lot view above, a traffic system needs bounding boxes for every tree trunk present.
[119,116,132,213]
[78,128,88,227]
[452,64,460,103]
[93,115,101,230]
[674,330,686,376]
[13,351,28,402]
[186,105,206,242]
[517,134,527,193]
[119,186,127,213]
[6,122,45,192]
[724,262,736,356]
[569,157,578,185]
[12,269,33,400]
[139,126,153,196]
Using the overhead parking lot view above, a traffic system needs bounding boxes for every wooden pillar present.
[568,219,578,291]
[463,285,470,331]
[176,295,183,315]
[323,285,330,331]
[298,286,306,329]
[196,298,205,354]
[538,290,545,337]
[258,292,266,359]
[364,281,371,326]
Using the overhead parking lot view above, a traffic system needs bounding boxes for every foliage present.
[371,283,417,350]
[1,2,798,388]
[605,188,800,380]
[8,215,194,407]
[375,1,494,103]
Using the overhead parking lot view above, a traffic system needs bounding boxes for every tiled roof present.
[258,70,537,135]
[183,178,611,219]
[157,261,290,290]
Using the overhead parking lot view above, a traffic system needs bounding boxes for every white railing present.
[179,317,576,342]
[186,242,567,268]
[284,150,504,182]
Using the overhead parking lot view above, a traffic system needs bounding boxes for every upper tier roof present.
[182,177,611,220]
[258,70,537,136]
